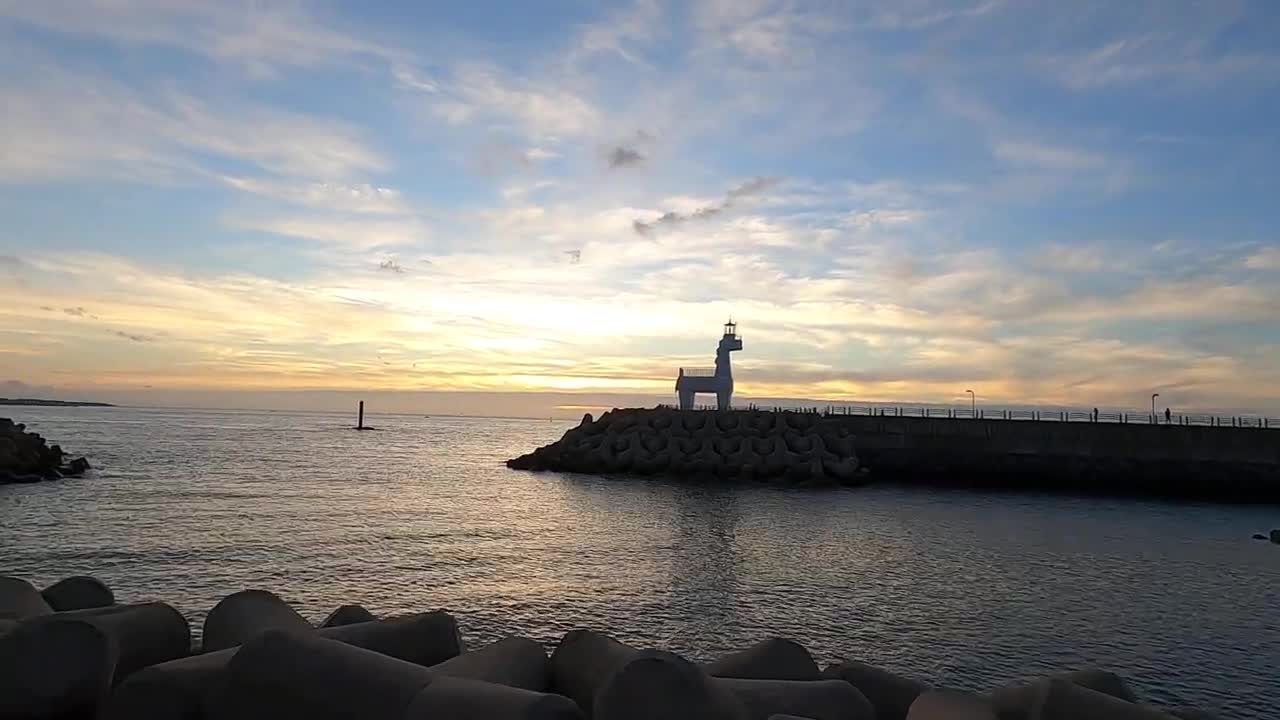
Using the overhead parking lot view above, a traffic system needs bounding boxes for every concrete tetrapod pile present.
[508,408,863,486]
[0,574,1231,720]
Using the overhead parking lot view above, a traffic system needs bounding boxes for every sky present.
[1,0,1278,417]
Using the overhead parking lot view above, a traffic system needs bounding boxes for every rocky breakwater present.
[508,408,863,486]
[0,417,90,484]
[0,572,1229,720]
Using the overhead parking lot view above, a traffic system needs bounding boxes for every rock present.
[907,690,999,720]
[0,575,53,620]
[431,636,551,691]
[41,575,115,611]
[506,409,856,486]
[320,611,464,667]
[1271,529,1280,544]
[550,629,643,715]
[54,602,191,684]
[201,589,313,652]
[593,650,748,720]
[822,660,930,720]
[208,629,436,720]
[1030,679,1178,720]
[0,418,89,481]
[320,604,377,628]
[64,457,91,476]
[716,677,874,720]
[102,646,236,720]
[989,668,1135,720]
[105,611,463,720]
[0,618,116,720]
[408,676,584,719]
[1253,534,1268,540]
[704,638,820,681]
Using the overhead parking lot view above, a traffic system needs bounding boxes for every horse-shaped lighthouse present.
[675,320,743,410]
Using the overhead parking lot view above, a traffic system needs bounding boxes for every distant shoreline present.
[0,398,115,408]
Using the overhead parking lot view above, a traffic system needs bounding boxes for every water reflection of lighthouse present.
[675,321,742,410]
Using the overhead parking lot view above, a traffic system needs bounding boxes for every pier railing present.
[678,368,717,377]
[659,403,1278,429]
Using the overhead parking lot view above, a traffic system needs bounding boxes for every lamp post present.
[1151,393,1159,421]
[966,389,975,417]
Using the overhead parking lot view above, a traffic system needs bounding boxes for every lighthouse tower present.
[675,320,743,410]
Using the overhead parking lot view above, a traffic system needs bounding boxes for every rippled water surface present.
[2,407,1277,718]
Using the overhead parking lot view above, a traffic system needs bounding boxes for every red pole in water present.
[358,401,364,430]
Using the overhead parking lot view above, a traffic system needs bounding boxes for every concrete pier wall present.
[833,414,1280,501]
[509,409,1280,502]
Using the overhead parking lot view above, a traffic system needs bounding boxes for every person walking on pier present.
[1165,407,1172,424]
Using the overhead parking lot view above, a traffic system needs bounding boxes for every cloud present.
[858,0,1004,30]
[112,330,153,343]
[0,1,397,76]
[1243,247,1280,271]
[1036,244,1108,273]
[573,0,661,64]
[227,215,428,249]
[634,177,780,235]
[1052,35,1280,91]
[392,66,439,93]
[606,146,645,169]
[466,143,561,176]
[220,178,408,215]
[843,209,923,231]
[63,307,87,317]
[0,61,387,184]
[378,260,405,274]
[403,63,600,140]
[992,141,1108,171]
[3,241,1278,411]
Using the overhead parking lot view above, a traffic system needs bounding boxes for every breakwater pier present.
[508,407,1280,502]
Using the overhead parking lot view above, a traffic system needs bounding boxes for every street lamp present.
[966,389,975,417]
[1151,393,1159,420]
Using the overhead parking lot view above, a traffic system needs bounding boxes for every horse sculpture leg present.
[678,389,695,410]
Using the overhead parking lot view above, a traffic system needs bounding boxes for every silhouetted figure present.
[1165,407,1172,424]
[1092,407,1099,423]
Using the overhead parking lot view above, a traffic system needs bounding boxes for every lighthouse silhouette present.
[675,320,742,410]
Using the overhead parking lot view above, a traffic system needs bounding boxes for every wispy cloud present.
[1243,247,1280,271]
[401,63,601,140]
[605,146,645,169]
[0,0,397,76]
[226,215,428,249]
[633,177,779,235]
[1,63,387,184]
[1052,35,1280,91]
[573,0,661,64]
[993,141,1108,172]
[857,0,1004,30]
[111,330,154,343]
[220,178,408,215]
